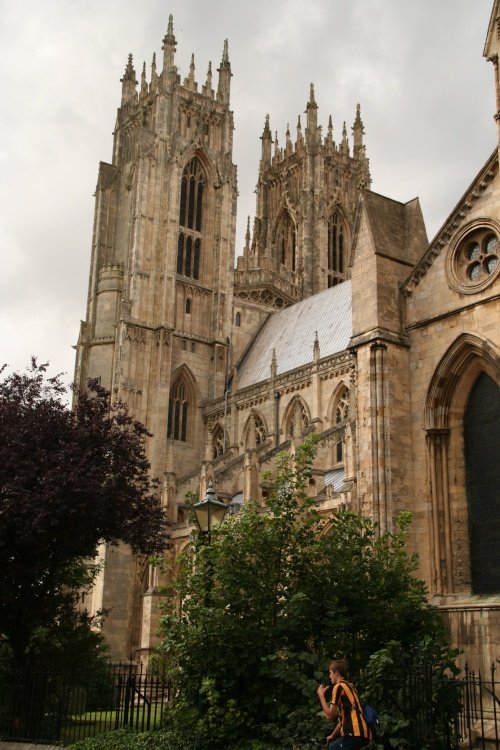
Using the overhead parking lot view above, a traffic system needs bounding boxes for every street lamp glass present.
[193,482,228,534]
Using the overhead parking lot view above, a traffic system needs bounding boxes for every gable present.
[403,150,499,323]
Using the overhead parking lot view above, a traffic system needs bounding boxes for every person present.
[316,658,373,750]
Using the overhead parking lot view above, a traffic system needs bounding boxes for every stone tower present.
[231,88,371,365]
[74,17,237,660]
[234,88,371,313]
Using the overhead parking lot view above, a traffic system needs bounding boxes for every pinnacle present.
[308,82,317,108]
[163,14,176,45]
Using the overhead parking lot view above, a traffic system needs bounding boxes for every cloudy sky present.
[0,0,495,386]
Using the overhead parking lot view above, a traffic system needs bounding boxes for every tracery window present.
[276,212,296,272]
[177,158,204,280]
[167,376,190,442]
[447,220,500,294]
[328,212,346,287]
[334,386,349,424]
[212,424,225,458]
[333,386,349,464]
[286,399,309,439]
[244,413,267,449]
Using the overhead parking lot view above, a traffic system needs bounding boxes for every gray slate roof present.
[236,280,352,389]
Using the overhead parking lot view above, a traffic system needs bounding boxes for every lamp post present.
[192,482,227,750]
[192,481,228,544]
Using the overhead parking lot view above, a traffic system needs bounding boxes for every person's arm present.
[326,721,341,743]
[316,684,339,721]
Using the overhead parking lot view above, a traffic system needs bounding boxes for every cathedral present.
[75,4,500,672]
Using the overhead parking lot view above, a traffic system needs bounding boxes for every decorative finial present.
[121,53,136,82]
[308,82,317,107]
[271,349,278,379]
[313,331,320,361]
[262,113,271,137]
[166,14,174,40]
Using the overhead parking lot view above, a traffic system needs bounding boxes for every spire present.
[221,38,230,67]
[306,82,318,132]
[308,82,317,107]
[270,349,278,379]
[296,114,303,148]
[326,114,334,144]
[151,52,158,90]
[184,53,197,90]
[162,14,177,73]
[217,38,232,105]
[245,216,251,252]
[285,123,293,155]
[313,331,320,362]
[261,114,272,165]
[140,61,148,97]
[274,130,280,159]
[120,53,138,105]
[340,121,349,156]
[203,61,213,97]
[352,102,365,155]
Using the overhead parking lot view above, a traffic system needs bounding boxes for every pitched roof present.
[236,280,352,389]
[361,191,428,266]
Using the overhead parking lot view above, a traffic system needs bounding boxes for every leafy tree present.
[157,436,450,749]
[0,360,169,663]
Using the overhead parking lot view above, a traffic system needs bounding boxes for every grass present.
[60,705,164,744]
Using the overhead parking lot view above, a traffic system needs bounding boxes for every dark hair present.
[329,658,349,677]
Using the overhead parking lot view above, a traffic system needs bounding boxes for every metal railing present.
[0,661,170,745]
[1,659,499,747]
[450,663,500,749]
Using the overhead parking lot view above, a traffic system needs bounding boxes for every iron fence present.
[449,663,500,750]
[0,661,171,745]
[369,661,500,750]
[1,659,499,747]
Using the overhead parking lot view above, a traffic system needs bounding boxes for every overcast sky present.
[0,0,495,386]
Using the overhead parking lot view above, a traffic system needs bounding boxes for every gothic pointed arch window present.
[212,424,226,458]
[285,398,309,440]
[167,372,193,442]
[177,158,205,280]
[244,412,267,450]
[333,385,349,464]
[328,212,346,287]
[464,373,500,594]
[276,212,296,272]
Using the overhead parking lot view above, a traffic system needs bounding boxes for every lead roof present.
[236,280,352,389]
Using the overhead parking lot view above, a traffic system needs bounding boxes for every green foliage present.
[360,640,461,750]
[68,728,170,750]
[0,359,169,663]
[157,436,451,749]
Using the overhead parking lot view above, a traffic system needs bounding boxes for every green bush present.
[68,728,172,750]
[156,438,451,748]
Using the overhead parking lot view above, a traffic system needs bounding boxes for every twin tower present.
[75,17,371,658]
[75,15,369,491]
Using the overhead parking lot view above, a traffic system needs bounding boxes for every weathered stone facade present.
[76,6,500,671]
